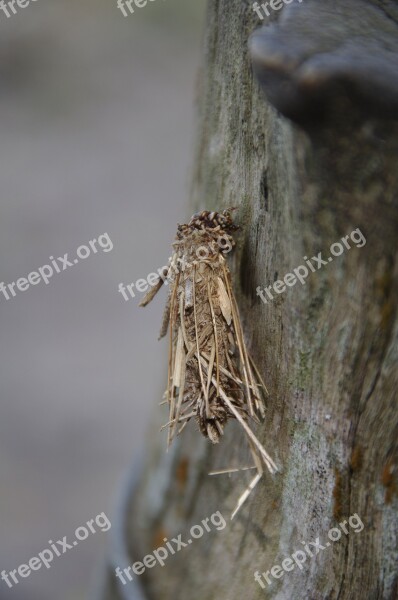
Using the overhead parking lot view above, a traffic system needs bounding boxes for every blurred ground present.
[0,1,206,598]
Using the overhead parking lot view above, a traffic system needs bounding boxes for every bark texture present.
[103,1,398,599]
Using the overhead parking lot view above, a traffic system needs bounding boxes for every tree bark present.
[104,1,398,598]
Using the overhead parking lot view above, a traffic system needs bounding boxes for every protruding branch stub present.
[249,0,398,128]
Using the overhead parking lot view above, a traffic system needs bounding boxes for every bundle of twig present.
[140,209,277,517]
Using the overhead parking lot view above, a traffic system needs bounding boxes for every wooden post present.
[103,1,398,598]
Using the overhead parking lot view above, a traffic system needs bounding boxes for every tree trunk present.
[103,1,398,598]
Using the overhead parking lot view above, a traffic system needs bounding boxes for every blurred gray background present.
[0,0,207,598]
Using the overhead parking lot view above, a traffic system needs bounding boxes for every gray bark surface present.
[104,1,398,599]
